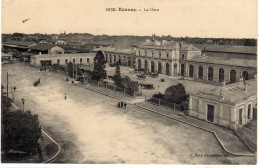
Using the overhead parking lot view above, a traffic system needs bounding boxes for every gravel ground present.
[105,65,218,97]
[1,63,247,164]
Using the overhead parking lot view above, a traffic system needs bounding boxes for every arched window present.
[208,67,214,81]
[166,63,170,76]
[181,64,185,76]
[128,57,131,67]
[219,68,224,82]
[230,69,236,83]
[114,55,116,62]
[242,71,249,80]
[198,66,203,79]
[158,62,162,74]
[151,61,155,73]
[144,60,148,71]
[189,65,194,78]
[138,59,142,70]
[181,54,185,60]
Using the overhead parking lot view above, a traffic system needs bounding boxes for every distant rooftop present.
[194,44,257,54]
[139,40,200,51]
[191,79,257,105]
[187,55,257,68]
[3,40,36,48]
[29,44,57,51]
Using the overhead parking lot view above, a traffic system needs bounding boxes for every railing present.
[88,80,142,98]
[145,96,188,113]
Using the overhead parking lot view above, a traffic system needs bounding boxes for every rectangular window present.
[73,58,75,64]
[145,51,147,56]
[80,58,82,64]
[248,104,251,119]
[57,59,60,65]
[167,53,169,58]
[87,58,90,63]
[159,52,161,58]
[139,51,141,56]
[65,59,68,64]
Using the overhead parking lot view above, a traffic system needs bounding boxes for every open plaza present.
[1,62,256,164]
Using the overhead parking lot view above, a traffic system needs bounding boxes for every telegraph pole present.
[7,72,8,97]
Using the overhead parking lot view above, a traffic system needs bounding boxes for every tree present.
[121,76,139,92]
[91,50,107,81]
[164,83,187,104]
[67,61,73,77]
[114,62,122,87]
[2,110,42,156]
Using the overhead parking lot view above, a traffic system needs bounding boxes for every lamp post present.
[22,98,25,112]
[6,72,8,98]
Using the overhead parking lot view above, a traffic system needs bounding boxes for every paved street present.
[1,63,252,164]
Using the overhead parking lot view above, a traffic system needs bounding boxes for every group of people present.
[118,101,127,109]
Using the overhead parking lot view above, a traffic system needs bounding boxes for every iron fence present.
[88,80,142,98]
[146,96,188,112]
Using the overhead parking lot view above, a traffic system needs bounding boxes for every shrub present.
[164,83,187,104]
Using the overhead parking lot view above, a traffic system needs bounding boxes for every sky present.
[1,0,258,38]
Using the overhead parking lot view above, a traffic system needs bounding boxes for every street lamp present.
[22,98,25,112]
[7,72,9,98]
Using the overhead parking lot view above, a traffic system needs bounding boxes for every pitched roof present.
[187,55,257,68]
[139,40,180,50]
[29,44,57,51]
[94,47,136,55]
[4,40,36,48]
[194,44,257,54]
[33,52,96,59]
[191,79,257,105]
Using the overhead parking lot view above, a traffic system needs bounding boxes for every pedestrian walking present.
[13,86,16,92]
[124,102,127,109]
[121,101,124,108]
[65,94,67,100]
[118,102,121,108]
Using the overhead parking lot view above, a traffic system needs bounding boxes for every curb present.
[41,129,62,163]
[135,103,255,157]
[10,102,62,163]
